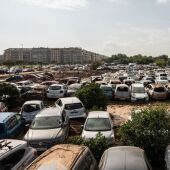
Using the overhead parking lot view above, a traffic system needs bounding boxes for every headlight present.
[131,96,136,100]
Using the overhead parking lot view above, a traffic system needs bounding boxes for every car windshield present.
[101,87,112,91]
[117,86,129,92]
[154,87,165,92]
[133,87,145,93]
[65,103,83,110]
[160,77,167,80]
[49,86,61,90]
[0,123,4,134]
[23,104,40,112]
[85,118,111,131]
[30,116,62,129]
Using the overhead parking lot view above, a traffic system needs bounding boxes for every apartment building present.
[0,55,4,63]
[3,47,107,64]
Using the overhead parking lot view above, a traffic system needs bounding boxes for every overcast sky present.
[0,0,170,56]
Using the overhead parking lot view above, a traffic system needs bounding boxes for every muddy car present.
[146,84,167,100]
[25,144,97,170]
[21,85,46,100]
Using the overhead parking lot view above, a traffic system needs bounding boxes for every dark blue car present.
[0,112,24,139]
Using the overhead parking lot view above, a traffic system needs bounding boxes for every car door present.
[0,149,26,170]
[5,115,20,138]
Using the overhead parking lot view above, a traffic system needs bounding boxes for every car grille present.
[29,141,53,148]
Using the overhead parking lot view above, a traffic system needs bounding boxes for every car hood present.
[82,130,114,139]
[25,128,62,141]
[21,110,40,115]
[132,93,148,98]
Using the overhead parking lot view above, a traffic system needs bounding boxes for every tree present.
[75,84,107,110]
[0,83,19,97]
[119,106,170,164]
[91,61,102,70]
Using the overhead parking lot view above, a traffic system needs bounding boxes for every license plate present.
[71,112,77,114]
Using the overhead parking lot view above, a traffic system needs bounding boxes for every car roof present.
[36,107,62,117]
[103,146,148,170]
[132,84,144,88]
[0,112,16,123]
[0,139,27,158]
[23,100,42,105]
[88,111,110,118]
[60,97,82,104]
[116,84,129,88]
[50,84,64,87]
[25,144,86,170]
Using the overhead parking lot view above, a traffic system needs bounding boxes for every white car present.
[81,111,115,144]
[55,97,86,119]
[114,84,130,100]
[46,84,67,99]
[20,100,44,123]
[130,84,149,102]
[155,76,169,85]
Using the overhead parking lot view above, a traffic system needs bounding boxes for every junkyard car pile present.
[1,65,170,169]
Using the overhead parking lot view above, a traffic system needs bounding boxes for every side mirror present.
[25,124,30,128]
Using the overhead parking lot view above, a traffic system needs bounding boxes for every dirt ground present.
[107,101,170,127]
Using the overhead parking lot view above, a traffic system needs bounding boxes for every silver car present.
[24,107,69,152]
[99,146,152,170]
[0,139,36,170]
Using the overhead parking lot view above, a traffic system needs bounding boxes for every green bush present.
[0,83,19,97]
[119,106,170,164]
[0,83,20,108]
[75,84,107,110]
[67,133,111,162]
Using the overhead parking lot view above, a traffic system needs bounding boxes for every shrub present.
[75,84,107,110]
[119,106,170,164]
[67,133,111,162]
[0,83,20,108]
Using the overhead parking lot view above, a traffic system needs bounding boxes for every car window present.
[23,104,40,112]
[85,118,111,131]
[49,86,61,90]
[57,100,62,107]
[154,87,165,92]
[74,155,90,170]
[0,149,25,170]
[31,116,62,129]
[117,86,129,92]
[6,116,18,131]
[0,123,5,134]
[99,153,105,169]
[65,103,83,110]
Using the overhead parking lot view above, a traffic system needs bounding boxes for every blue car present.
[0,112,24,139]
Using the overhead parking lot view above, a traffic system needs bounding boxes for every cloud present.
[101,27,170,56]
[15,0,88,10]
[157,0,169,4]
